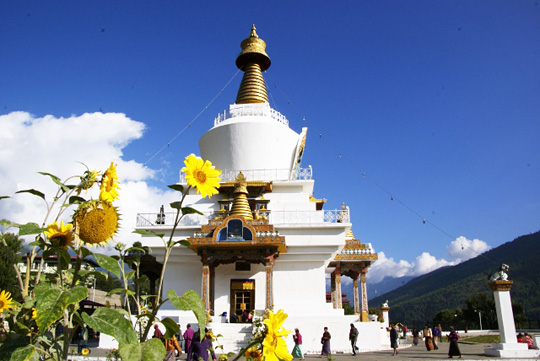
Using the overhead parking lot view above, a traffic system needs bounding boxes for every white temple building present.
[135,26,389,354]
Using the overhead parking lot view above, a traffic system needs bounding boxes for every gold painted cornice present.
[334,253,378,261]
[235,25,271,104]
[488,280,513,291]
[188,215,287,254]
[309,195,327,203]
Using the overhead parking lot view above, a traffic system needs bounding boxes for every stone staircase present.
[208,323,253,354]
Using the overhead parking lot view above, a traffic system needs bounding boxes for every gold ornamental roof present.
[334,232,378,263]
[235,25,271,104]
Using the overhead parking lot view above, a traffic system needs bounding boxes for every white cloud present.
[0,111,175,248]
[366,252,414,283]
[447,236,491,262]
[366,236,490,283]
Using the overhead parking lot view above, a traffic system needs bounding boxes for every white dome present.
[199,103,303,179]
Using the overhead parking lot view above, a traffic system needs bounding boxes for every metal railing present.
[136,208,349,228]
[214,106,289,127]
[178,166,312,183]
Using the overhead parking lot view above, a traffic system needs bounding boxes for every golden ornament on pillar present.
[229,172,253,220]
[235,25,271,104]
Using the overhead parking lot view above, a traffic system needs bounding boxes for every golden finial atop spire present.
[346,228,355,240]
[235,25,271,104]
[229,172,253,220]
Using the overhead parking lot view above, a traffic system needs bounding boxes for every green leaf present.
[125,246,146,254]
[135,274,149,285]
[170,201,182,209]
[168,184,184,193]
[9,345,38,361]
[35,284,88,331]
[167,290,206,340]
[174,240,191,248]
[38,171,71,194]
[0,219,20,229]
[82,308,137,344]
[26,239,44,248]
[38,171,64,189]
[18,223,43,236]
[125,270,136,279]
[161,317,180,339]
[80,246,92,258]
[93,253,121,278]
[16,189,45,201]
[118,343,141,361]
[106,288,127,296]
[57,248,71,270]
[132,229,164,238]
[68,195,86,205]
[181,207,203,216]
[141,338,166,360]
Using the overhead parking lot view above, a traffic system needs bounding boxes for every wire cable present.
[144,69,241,166]
[265,77,497,265]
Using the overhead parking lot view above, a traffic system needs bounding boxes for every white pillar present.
[484,281,534,358]
[381,306,390,329]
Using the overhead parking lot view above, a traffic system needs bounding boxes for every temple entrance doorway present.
[230,279,254,323]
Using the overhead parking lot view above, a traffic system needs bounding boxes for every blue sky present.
[1,1,539,282]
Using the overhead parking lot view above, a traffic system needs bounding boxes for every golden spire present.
[229,172,253,220]
[346,228,355,240]
[235,25,271,104]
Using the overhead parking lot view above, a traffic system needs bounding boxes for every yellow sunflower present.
[74,200,120,247]
[181,154,221,198]
[0,290,14,313]
[262,309,293,361]
[81,347,90,355]
[44,220,75,249]
[99,162,120,202]
[32,307,38,319]
[245,347,262,360]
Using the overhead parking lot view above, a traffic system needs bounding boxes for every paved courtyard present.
[73,341,539,361]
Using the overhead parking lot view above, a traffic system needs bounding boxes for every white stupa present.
[135,25,387,354]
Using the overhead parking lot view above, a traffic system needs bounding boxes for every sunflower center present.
[194,169,207,183]
[0,300,4,308]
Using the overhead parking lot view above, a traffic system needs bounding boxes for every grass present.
[460,335,500,343]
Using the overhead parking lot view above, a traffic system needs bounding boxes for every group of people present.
[153,323,217,361]
[393,323,462,358]
[517,332,538,349]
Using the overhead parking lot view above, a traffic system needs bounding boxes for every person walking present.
[412,327,419,346]
[320,327,331,357]
[176,324,184,350]
[187,328,217,361]
[423,324,433,351]
[163,334,182,361]
[153,324,163,340]
[447,326,462,358]
[432,324,440,350]
[292,328,304,359]
[183,323,194,354]
[349,323,359,355]
[389,324,399,356]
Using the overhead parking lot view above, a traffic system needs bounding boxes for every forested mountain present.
[370,230,540,324]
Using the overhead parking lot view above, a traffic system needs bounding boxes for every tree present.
[343,302,354,315]
[0,233,23,298]
[463,293,497,329]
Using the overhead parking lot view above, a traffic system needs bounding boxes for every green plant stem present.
[140,187,190,342]
[70,247,84,288]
